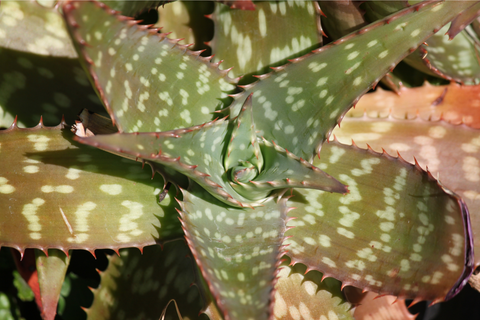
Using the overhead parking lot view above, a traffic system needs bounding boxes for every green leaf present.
[35,249,71,320]
[0,0,76,57]
[0,121,182,251]
[210,0,322,79]
[320,0,367,39]
[179,182,287,320]
[86,241,204,320]
[228,0,476,161]
[284,140,473,302]
[63,0,236,133]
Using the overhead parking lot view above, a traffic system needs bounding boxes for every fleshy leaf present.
[210,0,321,79]
[232,138,347,201]
[36,249,71,320]
[76,118,257,207]
[284,140,473,302]
[228,0,476,161]
[178,182,287,320]
[447,2,480,39]
[333,115,480,267]
[273,257,353,320]
[86,241,204,320]
[0,0,76,57]
[0,121,182,251]
[63,0,236,133]
[225,94,263,173]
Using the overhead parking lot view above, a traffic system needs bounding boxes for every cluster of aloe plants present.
[1,0,480,319]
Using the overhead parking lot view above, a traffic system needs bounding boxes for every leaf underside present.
[284,140,473,302]
[0,122,182,251]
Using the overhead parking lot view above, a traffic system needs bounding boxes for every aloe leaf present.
[273,257,353,320]
[333,116,480,268]
[349,82,480,128]
[320,0,367,39]
[35,249,71,320]
[62,0,236,133]
[0,121,182,251]
[210,0,322,79]
[0,0,76,57]
[0,47,105,128]
[178,182,287,320]
[284,140,473,302]
[104,0,168,17]
[447,2,480,39]
[86,241,204,320]
[77,118,257,207]
[225,94,263,173]
[365,1,480,84]
[229,0,475,161]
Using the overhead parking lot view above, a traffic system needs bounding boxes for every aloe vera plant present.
[1,0,479,319]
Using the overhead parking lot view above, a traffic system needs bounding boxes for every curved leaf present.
[284,140,473,302]
[0,121,182,251]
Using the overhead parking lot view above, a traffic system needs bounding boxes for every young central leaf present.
[225,94,263,183]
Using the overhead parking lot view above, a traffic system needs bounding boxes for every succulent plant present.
[1,0,479,319]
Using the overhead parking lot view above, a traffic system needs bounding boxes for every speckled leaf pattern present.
[35,249,70,320]
[77,118,257,207]
[365,1,480,84]
[63,0,236,133]
[229,0,475,161]
[232,139,347,201]
[0,122,182,251]
[211,0,321,78]
[0,48,105,128]
[333,116,480,268]
[348,83,480,128]
[0,0,76,57]
[86,241,204,320]
[284,140,473,302]
[179,183,287,320]
[273,258,353,320]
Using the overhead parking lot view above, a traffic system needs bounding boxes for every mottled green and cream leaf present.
[285,140,473,302]
[63,0,236,133]
[0,121,182,251]
[179,182,287,320]
[228,0,477,161]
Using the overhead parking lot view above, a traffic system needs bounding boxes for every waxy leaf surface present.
[211,0,321,78]
[333,115,480,267]
[63,0,236,133]
[228,0,475,161]
[179,183,287,320]
[284,140,473,302]
[0,122,181,251]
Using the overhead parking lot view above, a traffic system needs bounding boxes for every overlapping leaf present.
[63,0,236,133]
[0,0,76,57]
[333,113,480,268]
[178,182,287,320]
[284,140,473,302]
[0,121,181,251]
[228,0,476,161]
[210,0,321,79]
